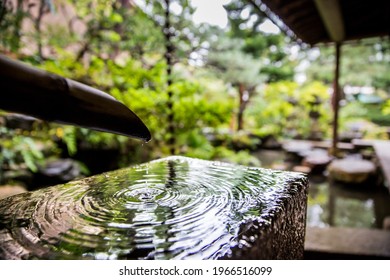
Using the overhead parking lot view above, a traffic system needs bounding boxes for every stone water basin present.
[0,156,308,259]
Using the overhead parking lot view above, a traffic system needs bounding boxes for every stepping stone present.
[283,140,313,158]
[0,185,27,200]
[383,216,390,230]
[305,227,390,259]
[34,159,82,187]
[293,165,312,174]
[4,114,38,131]
[0,156,308,260]
[260,135,282,149]
[302,149,333,174]
[271,162,289,171]
[327,158,376,184]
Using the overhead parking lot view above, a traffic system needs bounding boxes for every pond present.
[253,149,390,229]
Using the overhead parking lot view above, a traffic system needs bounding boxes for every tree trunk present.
[35,0,47,60]
[237,83,246,131]
[11,0,24,52]
[236,84,255,131]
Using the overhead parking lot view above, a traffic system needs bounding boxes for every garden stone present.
[3,169,33,186]
[383,216,390,230]
[327,158,376,184]
[35,159,82,187]
[260,135,282,149]
[4,114,38,131]
[302,149,333,174]
[282,140,313,160]
[0,185,27,200]
[292,165,312,174]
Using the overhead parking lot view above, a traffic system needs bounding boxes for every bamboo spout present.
[0,54,151,142]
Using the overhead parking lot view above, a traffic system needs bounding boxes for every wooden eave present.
[258,0,390,45]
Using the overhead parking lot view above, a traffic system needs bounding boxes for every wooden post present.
[163,0,175,155]
[331,42,341,155]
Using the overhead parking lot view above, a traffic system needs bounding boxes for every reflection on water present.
[253,149,390,229]
[306,175,390,229]
[0,156,307,260]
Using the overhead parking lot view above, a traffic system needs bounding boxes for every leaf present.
[101,30,121,43]
[110,12,123,24]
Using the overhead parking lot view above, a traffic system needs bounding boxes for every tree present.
[0,0,53,57]
[206,0,296,131]
[247,81,331,139]
[207,35,265,131]
[137,0,209,154]
[225,0,296,82]
[0,0,25,52]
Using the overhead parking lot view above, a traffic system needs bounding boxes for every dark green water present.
[0,156,307,260]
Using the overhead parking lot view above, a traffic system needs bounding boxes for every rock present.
[282,140,313,160]
[339,131,363,143]
[383,217,390,231]
[260,135,282,149]
[327,158,377,184]
[307,131,324,141]
[35,159,82,186]
[302,149,333,173]
[3,169,34,185]
[361,149,375,160]
[4,113,38,131]
[0,185,27,200]
[293,165,312,174]
[271,163,289,171]
[305,227,390,259]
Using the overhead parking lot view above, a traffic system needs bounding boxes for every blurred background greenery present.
[0,0,389,189]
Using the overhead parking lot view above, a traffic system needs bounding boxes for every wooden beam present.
[331,43,341,155]
[314,0,345,42]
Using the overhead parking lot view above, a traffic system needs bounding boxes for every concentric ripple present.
[0,156,307,259]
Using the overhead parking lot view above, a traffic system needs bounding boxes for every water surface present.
[0,156,307,259]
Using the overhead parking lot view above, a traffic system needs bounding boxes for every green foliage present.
[224,0,296,82]
[363,104,390,126]
[339,101,368,122]
[0,127,44,172]
[206,1,297,131]
[339,102,389,139]
[36,46,235,163]
[53,126,78,155]
[32,31,233,162]
[108,56,234,159]
[383,100,390,116]
[2,0,388,186]
[247,81,331,139]
[305,40,390,91]
[208,39,265,87]
[212,147,261,167]
[0,0,26,52]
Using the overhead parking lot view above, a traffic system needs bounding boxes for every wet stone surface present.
[0,156,308,260]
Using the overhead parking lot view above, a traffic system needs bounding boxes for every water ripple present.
[0,156,307,259]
